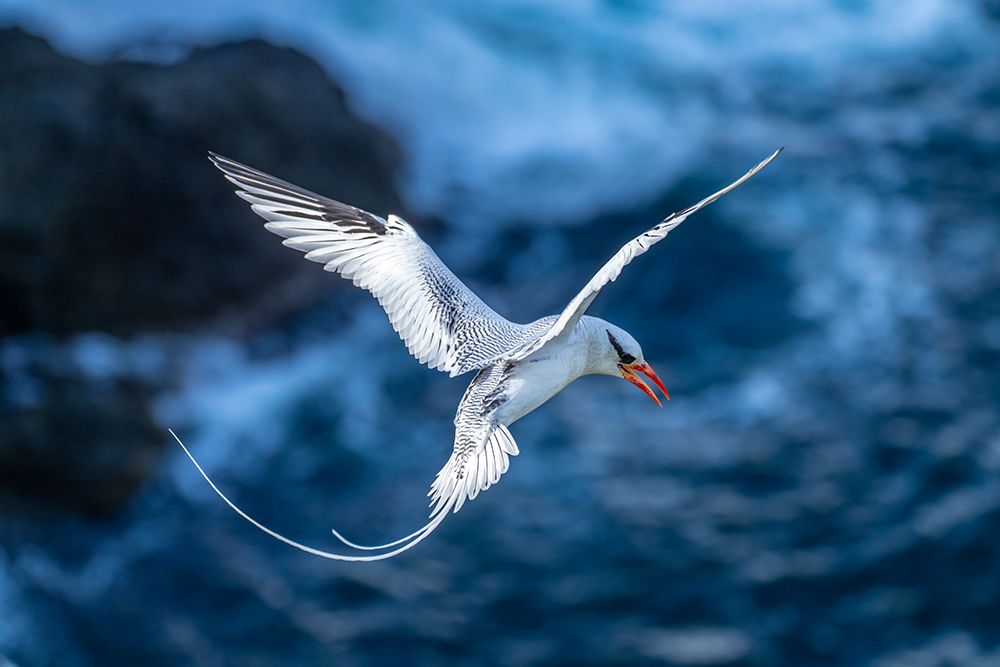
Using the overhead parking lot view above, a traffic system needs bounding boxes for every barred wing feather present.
[209,153,522,376]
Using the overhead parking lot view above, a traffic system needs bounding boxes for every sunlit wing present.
[210,152,524,376]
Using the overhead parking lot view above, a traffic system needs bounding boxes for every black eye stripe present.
[606,330,624,356]
[606,331,636,365]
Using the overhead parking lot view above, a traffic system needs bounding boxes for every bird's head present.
[597,324,669,406]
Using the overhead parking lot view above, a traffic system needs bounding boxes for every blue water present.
[2,1,999,665]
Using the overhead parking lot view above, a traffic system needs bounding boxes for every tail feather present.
[170,429,449,562]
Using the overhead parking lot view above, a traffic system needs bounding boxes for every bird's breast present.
[494,350,585,426]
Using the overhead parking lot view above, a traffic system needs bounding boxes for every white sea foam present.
[1,0,991,226]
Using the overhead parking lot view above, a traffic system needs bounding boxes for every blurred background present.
[0,1,998,665]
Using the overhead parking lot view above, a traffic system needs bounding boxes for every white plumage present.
[172,148,782,561]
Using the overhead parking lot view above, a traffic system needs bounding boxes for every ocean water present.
[1,1,999,665]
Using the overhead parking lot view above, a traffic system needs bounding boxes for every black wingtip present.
[207,151,238,174]
[757,146,784,170]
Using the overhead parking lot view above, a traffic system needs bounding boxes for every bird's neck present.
[574,316,621,377]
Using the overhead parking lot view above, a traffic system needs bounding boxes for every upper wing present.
[210,153,520,376]
[508,148,783,362]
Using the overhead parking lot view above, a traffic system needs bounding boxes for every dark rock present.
[0,339,162,516]
[0,28,404,513]
[0,27,404,337]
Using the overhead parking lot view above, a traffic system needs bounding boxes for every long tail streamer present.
[169,429,448,561]
[328,488,467,550]
[330,524,430,551]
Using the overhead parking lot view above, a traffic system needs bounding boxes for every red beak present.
[621,361,670,406]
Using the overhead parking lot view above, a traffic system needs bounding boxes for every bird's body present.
[485,318,582,424]
[172,148,782,560]
[485,316,626,424]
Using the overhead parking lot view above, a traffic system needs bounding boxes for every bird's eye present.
[620,353,636,365]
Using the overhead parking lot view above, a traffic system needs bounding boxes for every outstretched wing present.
[508,148,783,362]
[210,153,522,376]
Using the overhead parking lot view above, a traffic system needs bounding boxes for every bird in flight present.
[172,147,782,561]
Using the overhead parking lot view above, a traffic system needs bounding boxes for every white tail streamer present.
[169,429,449,561]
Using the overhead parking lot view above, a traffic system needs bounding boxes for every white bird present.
[171,147,782,561]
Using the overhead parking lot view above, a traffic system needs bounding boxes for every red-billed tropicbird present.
[171,147,782,561]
